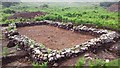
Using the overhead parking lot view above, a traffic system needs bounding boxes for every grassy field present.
[0,2,119,31]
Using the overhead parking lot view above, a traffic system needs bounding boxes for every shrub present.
[2,14,10,22]
[35,17,44,21]
[75,57,85,68]
[3,8,15,14]
[41,4,49,8]
[4,19,15,24]
[88,58,106,68]
[62,17,68,22]
[75,19,84,25]
[19,18,27,22]
[2,2,19,7]
[56,15,62,21]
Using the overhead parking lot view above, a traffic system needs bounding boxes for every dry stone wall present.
[3,20,120,64]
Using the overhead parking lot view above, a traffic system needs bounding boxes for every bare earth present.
[17,25,95,50]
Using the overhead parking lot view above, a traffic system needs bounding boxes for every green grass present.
[105,58,120,68]
[75,57,120,68]
[75,57,85,68]
[2,47,9,57]
[32,62,48,68]
[0,30,2,40]
[0,2,119,31]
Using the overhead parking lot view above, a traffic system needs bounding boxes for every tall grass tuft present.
[75,57,85,68]
[32,62,48,68]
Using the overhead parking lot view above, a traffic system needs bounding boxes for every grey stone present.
[74,50,79,54]
[43,57,47,61]
[80,47,88,50]
[56,54,61,59]
[52,53,56,56]
[65,49,71,53]
[48,54,52,58]
[49,57,54,61]
[44,54,48,57]
[75,45,80,48]
[61,55,65,57]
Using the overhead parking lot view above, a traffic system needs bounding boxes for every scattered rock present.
[53,63,59,67]
[105,59,110,63]
[84,53,90,57]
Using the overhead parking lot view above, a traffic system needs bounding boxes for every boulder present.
[7,40,16,48]
[49,57,54,61]
[56,54,61,59]
[43,57,47,61]
[48,54,53,58]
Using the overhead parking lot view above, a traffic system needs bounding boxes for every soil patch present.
[17,25,95,50]
[8,11,47,19]
[107,3,119,12]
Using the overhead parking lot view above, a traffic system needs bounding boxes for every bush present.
[19,18,28,22]
[75,57,85,68]
[4,19,15,24]
[56,15,62,21]
[62,17,68,22]
[88,58,106,68]
[2,2,19,7]
[44,15,57,21]
[75,19,84,25]
[41,4,49,8]
[35,17,44,21]
[3,8,15,14]
[2,14,11,22]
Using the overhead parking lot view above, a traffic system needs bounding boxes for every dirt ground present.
[8,11,47,19]
[107,3,119,12]
[17,25,95,50]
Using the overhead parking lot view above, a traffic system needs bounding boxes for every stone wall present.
[3,20,120,64]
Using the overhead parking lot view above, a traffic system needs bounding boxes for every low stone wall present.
[3,20,120,64]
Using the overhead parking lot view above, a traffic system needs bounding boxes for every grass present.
[105,58,120,68]
[32,62,48,68]
[75,57,85,68]
[88,58,106,68]
[75,57,120,68]
[0,2,119,30]
[2,47,9,57]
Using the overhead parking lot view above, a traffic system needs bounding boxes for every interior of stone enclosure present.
[17,25,96,50]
